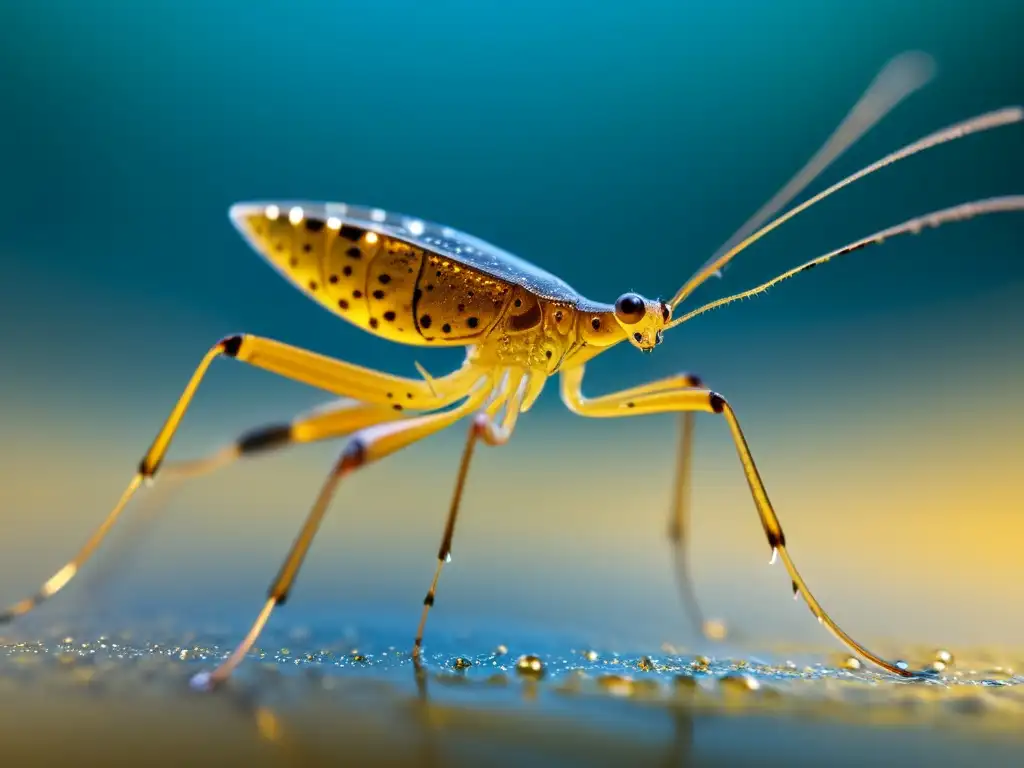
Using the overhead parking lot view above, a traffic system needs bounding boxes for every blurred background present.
[0,0,1021,659]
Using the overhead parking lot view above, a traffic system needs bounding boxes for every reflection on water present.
[1,620,1023,767]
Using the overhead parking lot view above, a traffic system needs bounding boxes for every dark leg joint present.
[220,335,244,357]
[268,586,289,606]
[423,593,435,607]
[238,423,293,454]
[138,457,161,478]
[766,529,786,549]
[709,392,726,413]
[340,438,368,471]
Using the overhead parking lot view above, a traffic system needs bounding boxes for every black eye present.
[660,302,670,322]
[615,293,646,323]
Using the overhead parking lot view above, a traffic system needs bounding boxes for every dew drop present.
[896,660,909,671]
[596,674,634,697]
[582,649,599,662]
[840,656,862,671]
[719,672,760,693]
[703,619,728,640]
[935,649,954,666]
[515,654,545,678]
[445,553,452,563]
[637,656,654,671]
[452,657,473,670]
[769,547,778,566]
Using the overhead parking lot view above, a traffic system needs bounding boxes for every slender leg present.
[560,364,921,678]
[411,371,530,663]
[0,334,483,624]
[191,376,496,690]
[668,411,720,641]
[569,370,716,641]
[153,398,407,485]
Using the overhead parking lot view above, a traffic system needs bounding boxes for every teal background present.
[0,1,1022,656]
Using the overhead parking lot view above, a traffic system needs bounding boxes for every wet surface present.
[1,621,1022,767]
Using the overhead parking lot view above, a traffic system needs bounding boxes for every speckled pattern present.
[231,201,583,303]
[1,622,1022,767]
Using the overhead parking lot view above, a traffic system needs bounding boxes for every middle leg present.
[568,369,718,641]
[411,371,532,661]
[191,376,496,690]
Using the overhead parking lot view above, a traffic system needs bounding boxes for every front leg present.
[560,364,921,678]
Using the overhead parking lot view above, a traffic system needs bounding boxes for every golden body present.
[2,52,1022,690]
[237,201,640,376]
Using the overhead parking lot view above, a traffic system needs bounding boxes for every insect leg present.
[152,398,407,493]
[411,371,531,661]
[560,364,922,678]
[191,376,496,690]
[0,334,482,624]
[668,410,719,641]
[580,370,714,639]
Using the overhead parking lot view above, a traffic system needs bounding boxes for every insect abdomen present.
[410,251,511,344]
[231,204,511,346]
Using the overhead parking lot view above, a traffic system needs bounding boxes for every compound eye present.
[614,293,646,324]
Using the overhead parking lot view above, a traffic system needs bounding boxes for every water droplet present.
[703,620,728,640]
[719,672,760,693]
[691,656,710,672]
[935,649,954,666]
[840,656,862,671]
[896,660,909,670]
[515,654,545,678]
[583,649,599,662]
[596,674,634,696]
[452,657,472,670]
[769,547,778,565]
[445,553,452,563]
[494,644,508,656]
[637,656,654,671]
[791,581,800,600]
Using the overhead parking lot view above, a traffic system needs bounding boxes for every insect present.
[2,52,1021,690]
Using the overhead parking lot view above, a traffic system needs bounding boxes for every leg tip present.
[189,670,216,692]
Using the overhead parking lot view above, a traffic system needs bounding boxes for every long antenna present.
[669,106,1024,309]
[667,196,1024,330]
[686,52,935,294]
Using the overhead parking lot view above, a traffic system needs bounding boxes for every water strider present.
[1,52,1021,690]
